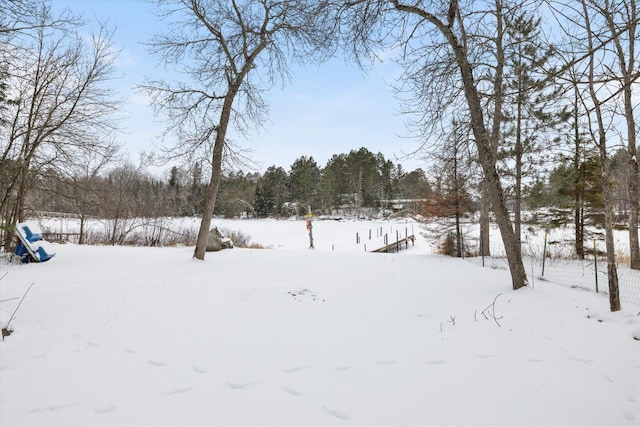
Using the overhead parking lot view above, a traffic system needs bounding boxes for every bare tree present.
[595,0,640,269]
[580,0,622,311]
[339,0,528,289]
[550,0,623,311]
[0,1,121,250]
[141,0,334,260]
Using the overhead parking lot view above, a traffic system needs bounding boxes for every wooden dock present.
[371,235,415,253]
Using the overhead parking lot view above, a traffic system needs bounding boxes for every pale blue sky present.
[52,0,427,177]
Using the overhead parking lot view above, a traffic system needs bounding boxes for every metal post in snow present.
[594,239,599,293]
[541,231,548,277]
[480,229,485,267]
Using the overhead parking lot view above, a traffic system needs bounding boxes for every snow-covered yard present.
[1,218,639,425]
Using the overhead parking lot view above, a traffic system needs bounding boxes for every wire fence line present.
[461,232,640,307]
[526,256,640,306]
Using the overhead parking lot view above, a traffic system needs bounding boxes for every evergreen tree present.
[254,165,288,217]
[288,156,320,214]
[320,154,349,210]
[500,8,569,244]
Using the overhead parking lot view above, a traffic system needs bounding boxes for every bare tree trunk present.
[193,93,233,260]
[620,2,639,269]
[79,214,85,245]
[446,17,527,290]
[598,0,640,269]
[191,36,268,260]
[480,186,491,256]
[573,85,585,259]
[390,0,527,290]
[582,0,621,311]
[514,100,523,246]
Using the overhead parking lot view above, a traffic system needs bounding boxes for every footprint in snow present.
[164,387,193,396]
[473,354,495,359]
[281,386,302,396]
[426,360,446,365]
[375,360,396,365]
[93,406,116,414]
[124,348,138,355]
[192,365,206,374]
[569,356,593,366]
[227,382,256,390]
[283,365,312,373]
[323,406,350,420]
[147,360,166,367]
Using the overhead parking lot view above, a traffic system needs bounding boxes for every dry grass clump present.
[218,228,266,249]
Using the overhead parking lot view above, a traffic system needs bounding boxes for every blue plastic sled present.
[14,222,56,263]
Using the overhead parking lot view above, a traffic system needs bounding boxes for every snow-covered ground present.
[1,218,639,426]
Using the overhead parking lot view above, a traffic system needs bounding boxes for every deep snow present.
[1,218,639,426]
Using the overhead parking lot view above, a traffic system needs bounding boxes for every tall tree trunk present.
[193,93,234,260]
[622,35,639,269]
[602,0,639,269]
[514,98,523,246]
[390,0,527,290]
[598,139,621,312]
[448,24,527,290]
[582,0,621,311]
[625,96,640,269]
[573,87,585,259]
[79,214,85,245]
[480,186,491,256]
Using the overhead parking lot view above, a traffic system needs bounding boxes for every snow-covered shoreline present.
[1,219,639,425]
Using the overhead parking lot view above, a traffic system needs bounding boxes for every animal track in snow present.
[281,386,301,396]
[473,354,495,359]
[93,406,116,414]
[283,365,312,373]
[164,387,193,396]
[323,406,350,420]
[227,382,257,390]
[569,356,593,366]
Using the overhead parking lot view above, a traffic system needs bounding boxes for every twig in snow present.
[2,282,35,340]
[481,293,503,327]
